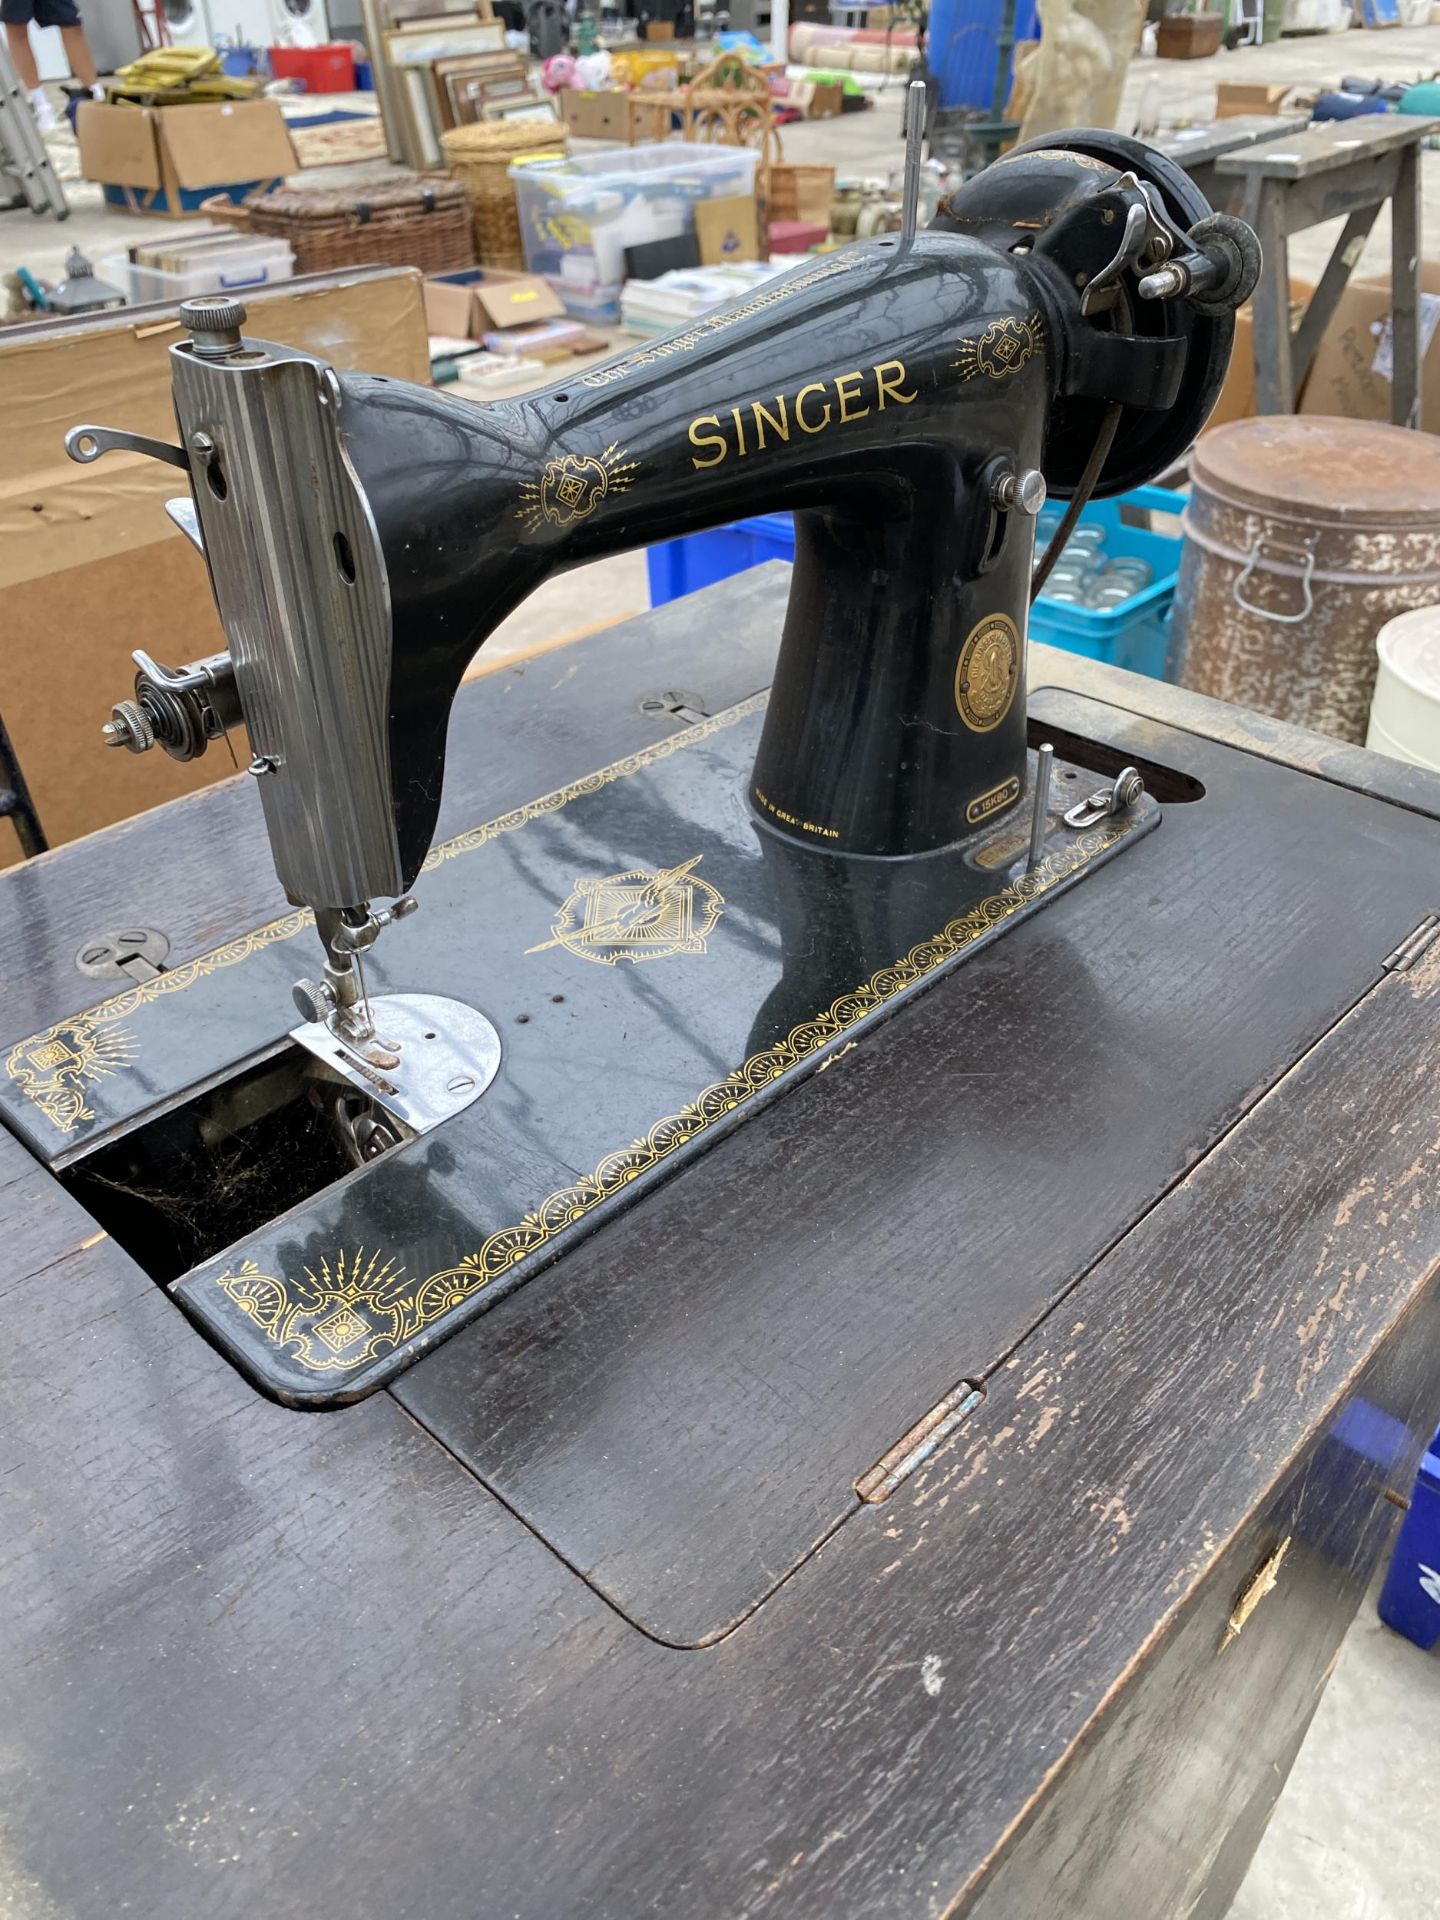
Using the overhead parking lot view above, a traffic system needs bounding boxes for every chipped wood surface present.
[1,573,1439,1919]
[396,677,1440,1646]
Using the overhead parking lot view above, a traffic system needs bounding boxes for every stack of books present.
[619,261,791,335]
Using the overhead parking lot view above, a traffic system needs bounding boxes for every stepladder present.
[0,38,68,218]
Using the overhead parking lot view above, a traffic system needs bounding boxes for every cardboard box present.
[423,266,566,337]
[559,88,629,141]
[1199,277,1315,437]
[805,78,845,118]
[1298,264,1440,433]
[694,195,760,265]
[0,268,430,866]
[76,99,296,218]
[1215,81,1293,118]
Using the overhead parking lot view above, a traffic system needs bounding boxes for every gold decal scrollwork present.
[526,855,724,967]
[516,443,637,533]
[218,822,1133,1375]
[216,1249,419,1373]
[5,702,771,1132]
[5,912,310,1134]
[953,316,1044,385]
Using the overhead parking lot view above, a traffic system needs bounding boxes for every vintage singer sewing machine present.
[13,130,1263,1405]
[4,123,1440,1919]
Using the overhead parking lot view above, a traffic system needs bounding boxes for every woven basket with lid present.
[441,121,568,269]
[205,175,474,277]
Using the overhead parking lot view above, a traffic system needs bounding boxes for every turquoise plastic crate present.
[644,485,1186,681]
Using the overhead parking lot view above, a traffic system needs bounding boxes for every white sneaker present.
[28,87,58,135]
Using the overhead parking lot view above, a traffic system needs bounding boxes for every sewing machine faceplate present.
[0,696,1155,1406]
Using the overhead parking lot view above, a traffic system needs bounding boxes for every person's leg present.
[2,13,41,89]
[31,0,98,87]
[57,20,96,84]
[2,0,57,130]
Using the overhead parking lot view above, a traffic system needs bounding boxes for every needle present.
[351,940,374,1040]
[901,77,925,248]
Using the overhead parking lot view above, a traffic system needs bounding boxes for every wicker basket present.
[199,176,474,276]
[765,163,836,228]
[441,120,568,270]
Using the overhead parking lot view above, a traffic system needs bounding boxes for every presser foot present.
[289,993,503,1145]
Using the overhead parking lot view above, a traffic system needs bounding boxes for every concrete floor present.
[4,26,1440,1916]
[1231,1576,1440,1920]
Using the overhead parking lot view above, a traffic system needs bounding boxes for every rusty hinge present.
[855,1380,985,1504]
[1382,913,1440,974]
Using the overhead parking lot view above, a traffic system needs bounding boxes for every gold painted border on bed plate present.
[212,817,1134,1378]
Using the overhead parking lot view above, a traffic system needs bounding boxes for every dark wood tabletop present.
[3,566,1439,1920]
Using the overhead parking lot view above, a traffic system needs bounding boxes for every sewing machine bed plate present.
[6,573,1440,1920]
[0,705,1154,1407]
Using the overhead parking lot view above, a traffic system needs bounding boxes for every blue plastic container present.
[1379,1422,1440,1651]
[645,485,1186,680]
[1313,91,1390,122]
[1029,485,1185,678]
[927,0,1040,113]
[647,514,799,606]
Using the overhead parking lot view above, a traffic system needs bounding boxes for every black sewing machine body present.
[2,698,1155,1403]
[9,129,1440,1918]
[11,130,1250,1402]
[151,131,1234,912]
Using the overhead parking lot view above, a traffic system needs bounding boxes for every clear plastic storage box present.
[103,238,295,307]
[510,142,760,296]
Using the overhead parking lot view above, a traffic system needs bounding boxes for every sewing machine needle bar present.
[1029,743,1054,870]
[901,79,925,247]
[353,943,374,1034]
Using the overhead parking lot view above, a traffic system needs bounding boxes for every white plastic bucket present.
[1367,604,1440,771]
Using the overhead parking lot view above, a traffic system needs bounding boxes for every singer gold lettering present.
[687,360,918,469]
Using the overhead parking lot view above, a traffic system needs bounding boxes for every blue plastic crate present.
[1030,485,1185,679]
[646,514,798,606]
[1379,1422,1440,1651]
[644,485,1186,682]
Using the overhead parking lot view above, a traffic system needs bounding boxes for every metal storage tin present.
[1168,416,1440,742]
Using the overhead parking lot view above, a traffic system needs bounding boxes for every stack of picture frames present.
[372,0,545,168]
